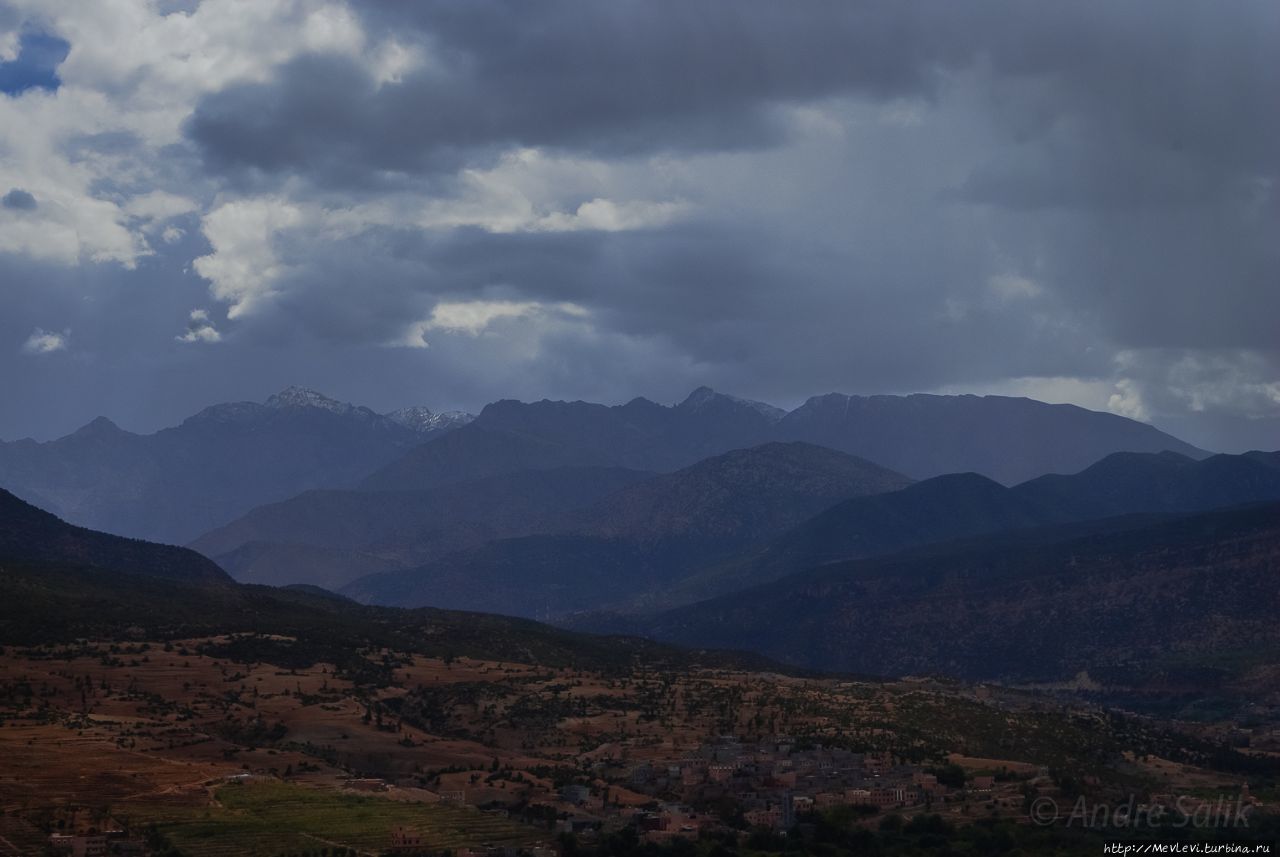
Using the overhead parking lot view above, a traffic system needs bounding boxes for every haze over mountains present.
[340,442,912,616]
[361,387,1203,492]
[0,387,473,543]
[0,482,767,678]
[2,382,1278,693]
[0,382,1199,555]
[657,449,1280,609]
[141,384,1198,590]
[351,448,1280,618]
[192,465,654,591]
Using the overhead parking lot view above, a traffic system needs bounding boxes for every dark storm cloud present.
[186,1,1278,195]
[186,1,980,185]
[247,211,1106,407]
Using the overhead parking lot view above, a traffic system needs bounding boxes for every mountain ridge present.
[592,500,1280,684]
[341,442,915,614]
[345,447,1280,618]
[0,387,476,543]
[360,388,1205,495]
[659,448,1280,608]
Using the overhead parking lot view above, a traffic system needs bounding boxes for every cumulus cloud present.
[20,327,68,354]
[176,308,222,344]
[123,191,196,221]
[396,299,589,348]
[191,198,302,318]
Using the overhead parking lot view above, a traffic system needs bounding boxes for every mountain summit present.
[265,385,360,414]
[677,386,787,422]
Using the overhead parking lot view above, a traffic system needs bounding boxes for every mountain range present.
[592,500,1280,685]
[1,385,1201,549]
[5,394,1280,696]
[349,448,1280,618]
[360,387,1204,492]
[0,387,473,543]
[340,442,912,616]
[166,385,1201,590]
[660,449,1280,608]
[191,465,653,591]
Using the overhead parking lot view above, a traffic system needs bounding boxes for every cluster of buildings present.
[48,829,146,856]
[389,826,556,856]
[382,736,1029,850]
[579,735,996,841]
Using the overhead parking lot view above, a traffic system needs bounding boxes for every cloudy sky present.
[1,1,1276,451]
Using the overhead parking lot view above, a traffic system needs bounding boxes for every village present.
[0,639,1268,857]
[522,734,1021,844]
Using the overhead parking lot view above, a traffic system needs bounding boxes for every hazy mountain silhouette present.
[362,389,1203,495]
[191,465,652,589]
[349,448,1279,618]
[0,387,472,543]
[773,392,1205,484]
[662,449,1280,607]
[341,442,912,614]
[359,387,785,490]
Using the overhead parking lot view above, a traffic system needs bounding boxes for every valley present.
[2,387,1277,855]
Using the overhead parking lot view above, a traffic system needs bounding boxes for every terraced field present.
[136,781,541,856]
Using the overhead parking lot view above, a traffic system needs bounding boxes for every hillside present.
[11,567,1277,857]
[0,487,229,584]
[0,552,773,677]
[341,443,912,613]
[191,466,653,588]
[669,449,1280,606]
[607,502,1280,684]
[575,441,911,541]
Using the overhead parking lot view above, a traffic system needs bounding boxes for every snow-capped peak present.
[385,406,475,434]
[264,386,354,414]
[677,386,787,422]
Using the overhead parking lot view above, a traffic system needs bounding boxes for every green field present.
[132,780,541,857]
